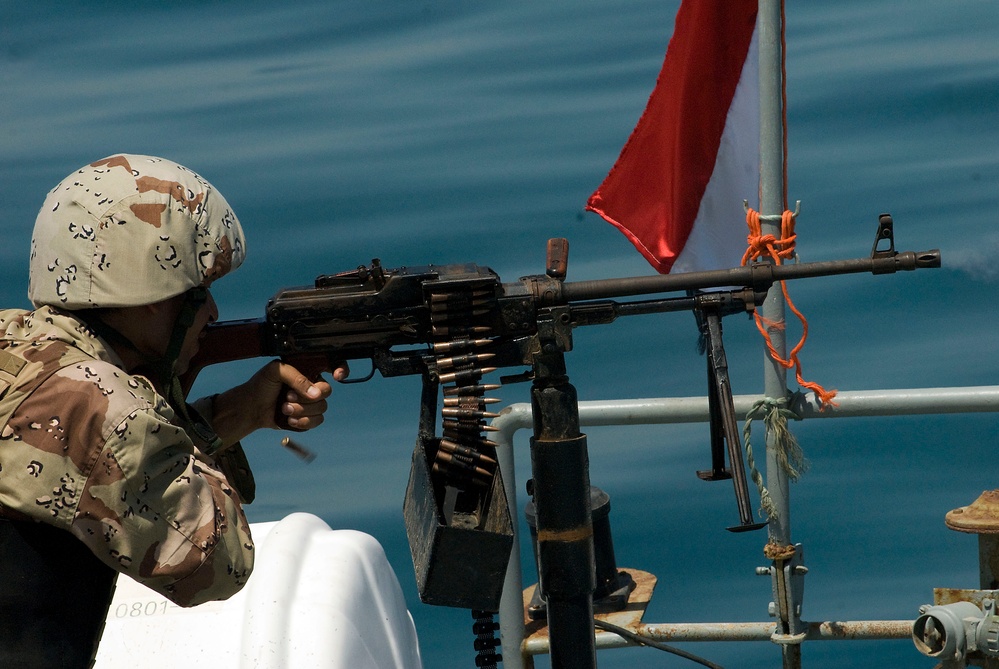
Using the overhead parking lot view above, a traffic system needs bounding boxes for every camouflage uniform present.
[0,306,254,606]
[0,155,256,668]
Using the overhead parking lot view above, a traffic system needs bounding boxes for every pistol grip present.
[275,353,333,431]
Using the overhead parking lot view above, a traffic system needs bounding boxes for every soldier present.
[0,154,345,668]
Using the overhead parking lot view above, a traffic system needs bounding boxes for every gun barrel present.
[559,249,940,302]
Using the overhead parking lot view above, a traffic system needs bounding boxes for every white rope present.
[742,394,807,521]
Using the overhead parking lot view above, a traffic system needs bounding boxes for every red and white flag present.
[587,0,759,274]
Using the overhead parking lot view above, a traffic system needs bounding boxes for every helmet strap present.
[159,287,225,455]
[79,288,225,455]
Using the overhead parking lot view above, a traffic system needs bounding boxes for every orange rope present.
[744,208,837,409]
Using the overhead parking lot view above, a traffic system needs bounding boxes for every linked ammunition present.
[443,383,501,397]
[432,461,489,488]
[432,338,493,354]
[438,367,497,385]
[435,352,496,370]
[429,289,493,303]
[432,324,491,338]
[441,407,500,421]
[434,451,493,479]
[442,435,500,450]
[442,419,487,432]
[430,298,492,313]
[442,420,500,434]
[429,307,492,321]
[442,396,500,407]
[438,438,498,466]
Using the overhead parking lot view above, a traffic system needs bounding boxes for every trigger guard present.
[337,360,375,384]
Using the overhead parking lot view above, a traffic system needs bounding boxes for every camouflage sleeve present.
[189,394,256,504]
[74,404,254,607]
[1,362,254,608]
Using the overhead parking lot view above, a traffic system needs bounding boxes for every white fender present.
[95,513,423,669]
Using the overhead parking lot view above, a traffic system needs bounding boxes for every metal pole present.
[980,535,999,590]
[497,431,531,669]
[521,619,915,655]
[759,0,790,547]
[491,387,999,437]
[758,1,805,664]
[527,313,596,668]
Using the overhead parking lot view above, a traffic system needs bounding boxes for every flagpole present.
[759,0,806,667]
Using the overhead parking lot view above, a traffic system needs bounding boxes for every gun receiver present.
[186,220,938,609]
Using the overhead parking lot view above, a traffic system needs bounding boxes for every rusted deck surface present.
[522,568,657,652]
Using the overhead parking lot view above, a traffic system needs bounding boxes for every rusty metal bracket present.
[759,543,808,644]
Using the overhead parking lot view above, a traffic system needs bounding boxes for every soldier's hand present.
[208,360,348,445]
[271,360,338,430]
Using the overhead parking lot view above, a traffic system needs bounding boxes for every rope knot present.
[743,208,797,265]
[742,207,837,410]
[763,542,797,561]
[742,394,809,523]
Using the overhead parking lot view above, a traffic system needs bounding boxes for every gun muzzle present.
[872,249,941,274]
[910,249,942,268]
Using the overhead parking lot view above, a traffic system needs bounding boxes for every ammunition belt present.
[428,285,501,491]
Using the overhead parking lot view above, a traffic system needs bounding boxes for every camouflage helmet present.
[29,154,246,309]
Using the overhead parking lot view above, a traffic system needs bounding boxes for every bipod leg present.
[701,310,767,532]
[697,359,732,483]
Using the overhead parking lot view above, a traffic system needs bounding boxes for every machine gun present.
[186,217,939,618]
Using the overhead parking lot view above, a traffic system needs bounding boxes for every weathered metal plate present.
[946,489,999,534]
[932,587,999,606]
[521,568,657,645]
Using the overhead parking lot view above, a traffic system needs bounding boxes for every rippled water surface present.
[2,1,997,667]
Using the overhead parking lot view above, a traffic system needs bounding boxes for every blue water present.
[2,1,998,667]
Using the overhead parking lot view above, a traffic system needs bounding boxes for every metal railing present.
[490,385,999,668]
